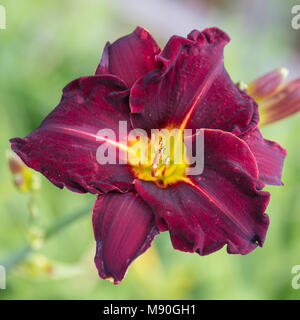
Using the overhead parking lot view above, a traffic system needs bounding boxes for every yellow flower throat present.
[127,129,188,188]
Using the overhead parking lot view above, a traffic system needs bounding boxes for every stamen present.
[151,141,166,177]
[161,156,170,177]
[129,127,188,187]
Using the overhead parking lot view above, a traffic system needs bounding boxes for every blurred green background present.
[0,0,299,299]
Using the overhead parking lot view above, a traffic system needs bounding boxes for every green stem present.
[1,205,92,270]
[1,244,32,270]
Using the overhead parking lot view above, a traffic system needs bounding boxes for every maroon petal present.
[95,27,161,87]
[130,27,258,134]
[241,128,287,185]
[92,192,158,284]
[135,129,270,255]
[10,75,134,194]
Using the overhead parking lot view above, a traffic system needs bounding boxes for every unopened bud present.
[7,152,40,193]
[248,68,289,100]
[8,153,25,174]
[260,79,300,125]
[20,254,54,277]
[28,227,45,250]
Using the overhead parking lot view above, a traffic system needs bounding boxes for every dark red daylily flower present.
[10,26,287,284]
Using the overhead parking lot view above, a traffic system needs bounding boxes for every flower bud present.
[8,153,25,174]
[7,152,40,192]
[247,68,289,100]
[19,254,54,277]
[260,79,300,125]
[28,227,45,250]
